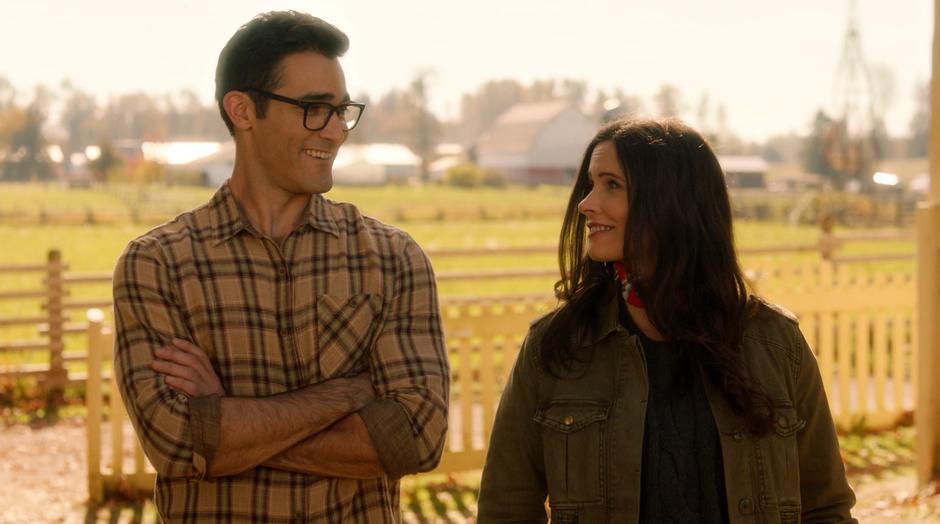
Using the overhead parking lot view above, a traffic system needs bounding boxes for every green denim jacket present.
[478,292,856,523]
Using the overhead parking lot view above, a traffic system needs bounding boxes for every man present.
[113,11,449,523]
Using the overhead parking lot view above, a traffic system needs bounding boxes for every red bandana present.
[612,261,646,309]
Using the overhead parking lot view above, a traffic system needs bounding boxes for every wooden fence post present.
[44,249,66,412]
[86,309,104,503]
[916,0,940,488]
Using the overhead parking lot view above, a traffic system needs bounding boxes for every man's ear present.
[223,91,255,131]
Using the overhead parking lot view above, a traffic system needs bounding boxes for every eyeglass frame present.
[242,88,366,131]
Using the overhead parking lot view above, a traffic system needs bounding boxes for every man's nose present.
[318,111,348,143]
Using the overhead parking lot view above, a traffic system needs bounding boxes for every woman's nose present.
[578,191,595,215]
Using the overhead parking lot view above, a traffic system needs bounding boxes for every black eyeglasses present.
[243,88,365,131]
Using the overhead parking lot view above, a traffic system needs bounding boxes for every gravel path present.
[2,421,938,523]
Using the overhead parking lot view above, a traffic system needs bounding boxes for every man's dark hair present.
[215,11,349,135]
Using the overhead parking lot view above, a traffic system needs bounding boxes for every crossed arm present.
[151,338,384,478]
[113,235,448,482]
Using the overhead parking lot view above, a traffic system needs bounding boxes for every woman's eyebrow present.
[597,171,626,181]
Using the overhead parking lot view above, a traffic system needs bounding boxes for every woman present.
[477,118,856,523]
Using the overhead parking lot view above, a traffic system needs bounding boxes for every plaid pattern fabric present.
[113,182,448,523]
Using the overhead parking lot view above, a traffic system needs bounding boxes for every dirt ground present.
[2,420,939,524]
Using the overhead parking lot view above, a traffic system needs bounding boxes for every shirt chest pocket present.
[316,294,383,379]
[534,401,610,508]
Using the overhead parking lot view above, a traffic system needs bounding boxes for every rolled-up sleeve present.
[358,236,449,478]
[112,239,220,479]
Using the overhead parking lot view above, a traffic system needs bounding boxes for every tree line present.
[0,73,929,185]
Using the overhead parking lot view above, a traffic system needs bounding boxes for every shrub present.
[443,163,483,188]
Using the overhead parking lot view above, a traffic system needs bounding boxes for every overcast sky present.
[0,0,933,141]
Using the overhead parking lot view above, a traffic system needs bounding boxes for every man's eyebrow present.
[297,92,351,103]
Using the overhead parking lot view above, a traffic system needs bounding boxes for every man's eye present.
[308,104,330,116]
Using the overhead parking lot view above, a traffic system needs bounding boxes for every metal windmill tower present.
[826,0,877,186]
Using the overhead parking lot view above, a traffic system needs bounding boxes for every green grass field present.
[0,182,915,371]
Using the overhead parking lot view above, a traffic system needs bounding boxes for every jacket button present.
[778,415,788,427]
[738,497,754,515]
[563,415,574,426]
[733,431,744,441]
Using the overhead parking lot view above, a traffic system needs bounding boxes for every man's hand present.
[151,338,225,397]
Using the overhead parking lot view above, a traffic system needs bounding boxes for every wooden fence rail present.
[84,261,917,499]
[0,234,915,407]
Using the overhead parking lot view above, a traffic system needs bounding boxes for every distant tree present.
[165,89,228,140]
[696,92,712,136]
[559,79,588,107]
[104,92,167,141]
[909,81,929,157]
[409,70,438,181]
[802,109,841,183]
[591,88,643,123]
[761,133,804,164]
[0,75,15,109]
[458,79,526,141]
[5,97,51,181]
[653,84,682,118]
[59,81,100,162]
[347,92,373,144]
[869,65,897,122]
[870,116,891,160]
[90,139,123,182]
[529,79,556,101]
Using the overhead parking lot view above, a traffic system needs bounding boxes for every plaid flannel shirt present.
[113,182,449,523]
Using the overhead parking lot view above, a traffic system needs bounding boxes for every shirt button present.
[733,431,745,441]
[563,415,574,426]
[278,267,287,276]
[778,415,788,427]
[738,497,754,515]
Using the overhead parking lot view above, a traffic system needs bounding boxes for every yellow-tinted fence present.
[0,249,111,405]
[84,263,917,500]
[85,311,155,503]
[1,233,913,398]
[434,296,556,473]
[758,263,917,429]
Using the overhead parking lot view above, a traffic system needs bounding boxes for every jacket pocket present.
[316,294,382,378]
[758,405,805,512]
[533,400,609,507]
[773,406,807,438]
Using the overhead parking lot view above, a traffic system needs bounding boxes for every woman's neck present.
[627,303,666,341]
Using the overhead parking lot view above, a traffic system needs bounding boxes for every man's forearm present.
[263,413,385,479]
[209,376,372,477]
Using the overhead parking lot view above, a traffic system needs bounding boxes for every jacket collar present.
[579,286,624,348]
[582,283,750,434]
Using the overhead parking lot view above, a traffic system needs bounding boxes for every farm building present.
[475,101,595,185]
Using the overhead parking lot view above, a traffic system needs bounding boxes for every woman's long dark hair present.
[542,117,775,436]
